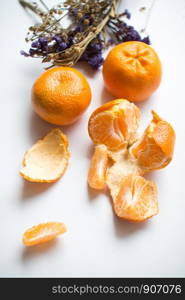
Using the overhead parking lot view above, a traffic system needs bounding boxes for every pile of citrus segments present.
[88,99,175,222]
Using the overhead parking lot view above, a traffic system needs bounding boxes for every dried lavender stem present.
[39,0,49,12]
[19,0,45,15]
[54,0,119,66]
[20,0,151,69]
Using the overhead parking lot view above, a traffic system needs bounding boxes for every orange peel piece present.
[20,128,70,182]
[88,99,140,150]
[88,145,108,189]
[113,174,158,222]
[23,222,67,246]
[130,111,175,171]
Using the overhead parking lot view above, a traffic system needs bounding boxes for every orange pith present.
[32,67,92,125]
[23,222,67,246]
[20,128,70,183]
[88,99,140,150]
[103,41,162,102]
[87,100,175,222]
[130,111,175,171]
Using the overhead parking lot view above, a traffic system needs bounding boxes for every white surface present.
[0,0,185,278]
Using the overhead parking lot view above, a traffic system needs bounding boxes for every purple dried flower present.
[38,37,48,45]
[124,9,131,19]
[80,52,89,61]
[75,24,83,33]
[80,37,104,69]
[42,46,48,54]
[142,36,151,45]
[91,43,103,52]
[31,41,40,48]
[20,50,29,57]
[71,8,78,16]
[108,38,115,45]
[29,48,36,56]
[88,54,104,69]
[53,35,62,44]
[57,42,68,51]
[67,36,74,46]
[20,1,152,70]
[119,22,127,30]
[125,26,141,41]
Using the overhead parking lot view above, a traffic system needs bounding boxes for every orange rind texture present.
[32,67,92,126]
[103,41,162,102]
[23,222,67,246]
[88,99,175,222]
[20,128,70,183]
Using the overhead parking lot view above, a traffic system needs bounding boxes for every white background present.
[0,0,185,277]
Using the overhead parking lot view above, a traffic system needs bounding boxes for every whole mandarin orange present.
[32,67,92,125]
[103,41,162,102]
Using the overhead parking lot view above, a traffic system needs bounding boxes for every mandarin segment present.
[130,111,175,171]
[20,128,70,182]
[152,112,175,158]
[106,154,142,200]
[23,222,67,246]
[88,145,108,189]
[88,99,140,150]
[113,174,158,222]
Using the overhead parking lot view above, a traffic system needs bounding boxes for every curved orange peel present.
[20,128,70,183]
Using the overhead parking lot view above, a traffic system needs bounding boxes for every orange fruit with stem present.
[88,99,140,150]
[23,222,67,246]
[113,174,158,222]
[32,67,92,125]
[130,111,175,171]
[103,41,162,102]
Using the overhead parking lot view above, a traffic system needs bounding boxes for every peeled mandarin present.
[88,99,140,150]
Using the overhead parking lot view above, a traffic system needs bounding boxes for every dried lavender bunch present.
[20,0,150,69]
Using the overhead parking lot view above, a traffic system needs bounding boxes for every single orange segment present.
[113,174,158,222]
[130,111,175,171]
[88,99,140,150]
[88,145,108,189]
[23,222,67,246]
[106,152,142,200]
